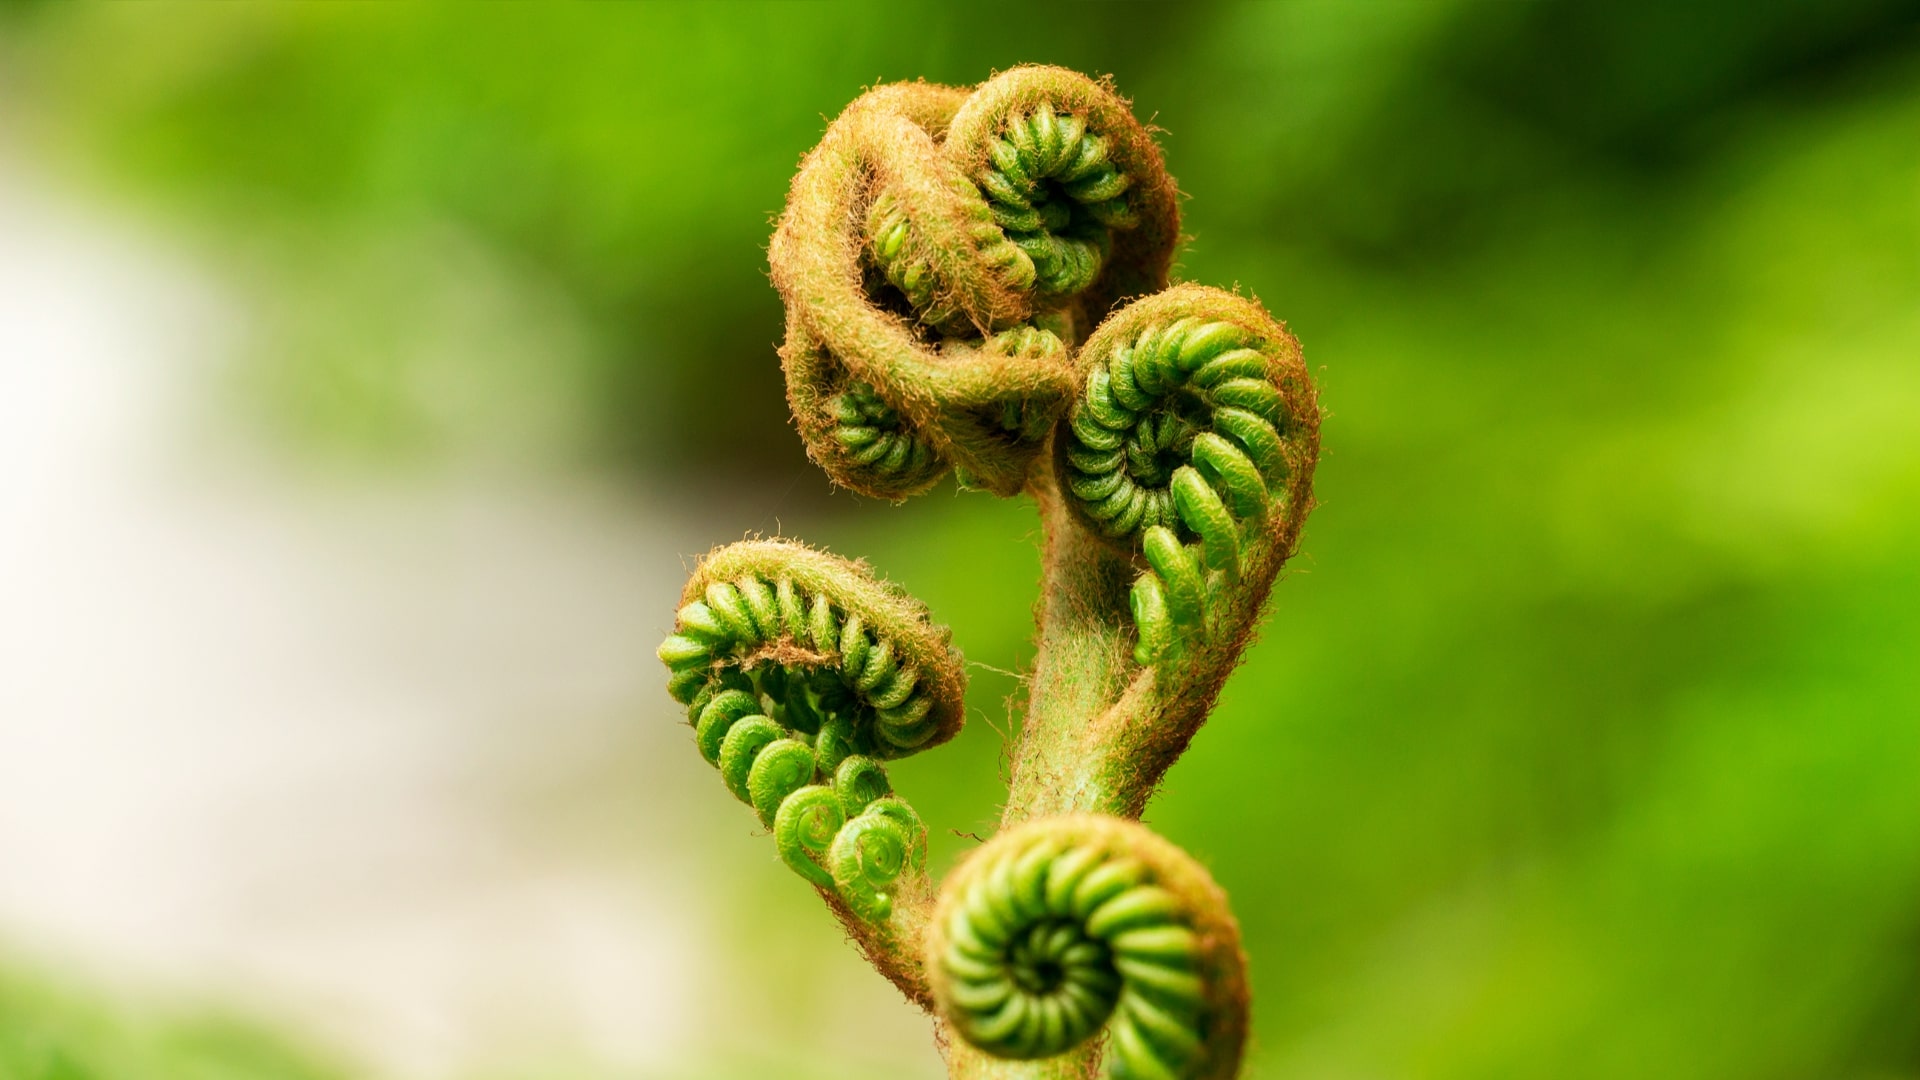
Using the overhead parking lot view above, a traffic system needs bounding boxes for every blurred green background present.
[2,2,1917,1078]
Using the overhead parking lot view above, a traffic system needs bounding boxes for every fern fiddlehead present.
[769,65,1179,499]
[969,99,1138,300]
[657,540,960,924]
[929,815,1248,1080]
[663,63,1324,1079]
[1058,284,1320,667]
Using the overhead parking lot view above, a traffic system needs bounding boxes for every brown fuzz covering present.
[769,66,1181,500]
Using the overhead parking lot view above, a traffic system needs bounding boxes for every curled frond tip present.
[770,65,1181,500]
[657,539,958,921]
[928,814,1248,1079]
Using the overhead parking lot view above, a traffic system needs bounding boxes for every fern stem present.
[1005,465,1141,822]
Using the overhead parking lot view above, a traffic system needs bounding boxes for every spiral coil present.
[677,62,1321,1072]
[822,323,1068,495]
[770,65,1180,499]
[657,541,960,920]
[929,815,1247,1079]
[974,99,1139,299]
[1057,285,1319,666]
[827,380,945,494]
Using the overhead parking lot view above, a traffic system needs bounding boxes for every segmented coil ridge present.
[865,99,1138,325]
[823,324,1067,495]
[772,65,1178,501]
[973,99,1138,299]
[657,542,960,921]
[660,573,943,756]
[827,380,945,494]
[932,818,1238,1079]
[1060,309,1298,665]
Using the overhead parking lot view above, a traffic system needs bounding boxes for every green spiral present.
[821,325,1068,498]
[770,65,1179,500]
[973,98,1138,299]
[866,95,1138,321]
[657,540,959,920]
[929,815,1248,1079]
[826,379,946,512]
[1057,285,1318,666]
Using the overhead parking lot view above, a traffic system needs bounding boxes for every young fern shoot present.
[657,65,1320,1079]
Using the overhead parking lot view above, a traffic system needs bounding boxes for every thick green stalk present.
[1004,465,1139,821]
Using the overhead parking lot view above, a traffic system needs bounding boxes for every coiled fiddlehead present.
[972,98,1139,300]
[657,540,960,922]
[1057,284,1320,667]
[770,66,1180,500]
[929,815,1248,1080]
[672,63,1323,1078]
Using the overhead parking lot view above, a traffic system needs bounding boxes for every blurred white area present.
[0,168,935,1077]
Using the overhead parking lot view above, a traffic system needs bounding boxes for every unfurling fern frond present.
[769,65,1179,499]
[657,540,959,923]
[929,815,1248,1079]
[658,62,1324,1079]
[1059,285,1319,667]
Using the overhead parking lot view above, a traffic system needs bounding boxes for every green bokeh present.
[3,2,1916,1077]
[0,962,352,1080]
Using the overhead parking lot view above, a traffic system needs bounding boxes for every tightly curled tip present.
[667,539,966,755]
[658,540,958,920]
[1056,285,1320,667]
[928,815,1248,1079]
[771,65,1179,500]
[830,795,928,922]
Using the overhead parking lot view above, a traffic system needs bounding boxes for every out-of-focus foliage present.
[0,957,905,1080]
[0,962,349,1080]
[2,2,1917,1078]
